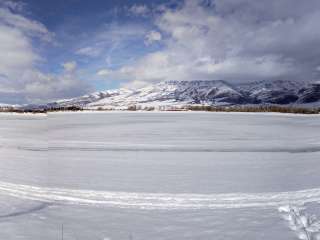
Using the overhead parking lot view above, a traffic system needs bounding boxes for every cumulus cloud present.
[0,5,53,41]
[62,61,77,73]
[0,2,89,104]
[96,69,111,76]
[144,30,162,45]
[129,4,149,17]
[110,0,320,86]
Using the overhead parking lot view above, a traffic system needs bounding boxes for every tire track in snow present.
[1,138,320,153]
[0,203,51,219]
[2,144,320,153]
[0,181,320,210]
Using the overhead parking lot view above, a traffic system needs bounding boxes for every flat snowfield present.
[0,112,319,240]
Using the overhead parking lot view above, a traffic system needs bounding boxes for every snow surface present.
[0,112,319,240]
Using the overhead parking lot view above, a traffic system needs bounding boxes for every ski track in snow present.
[0,181,319,210]
[1,142,320,153]
[0,203,51,219]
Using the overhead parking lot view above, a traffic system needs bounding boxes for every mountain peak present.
[26,80,320,110]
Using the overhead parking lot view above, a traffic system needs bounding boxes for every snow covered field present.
[0,112,319,240]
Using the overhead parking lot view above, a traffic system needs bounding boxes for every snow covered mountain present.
[46,80,320,110]
[47,80,244,109]
[297,82,320,104]
[236,80,304,104]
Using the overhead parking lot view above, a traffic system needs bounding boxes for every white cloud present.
[0,0,25,12]
[97,69,111,76]
[106,0,320,86]
[74,22,147,57]
[144,30,162,45]
[62,61,77,73]
[129,4,149,16]
[97,22,147,41]
[0,3,89,103]
[76,46,102,58]
[0,7,53,42]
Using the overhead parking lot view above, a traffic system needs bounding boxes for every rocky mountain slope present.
[46,80,320,110]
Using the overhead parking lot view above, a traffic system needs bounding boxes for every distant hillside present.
[1,80,319,112]
[47,80,320,110]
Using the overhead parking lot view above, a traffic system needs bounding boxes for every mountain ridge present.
[47,80,319,110]
[1,80,319,110]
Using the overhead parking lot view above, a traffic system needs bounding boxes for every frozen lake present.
[0,112,319,239]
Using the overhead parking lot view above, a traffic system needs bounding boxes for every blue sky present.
[26,0,170,89]
[1,0,320,104]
